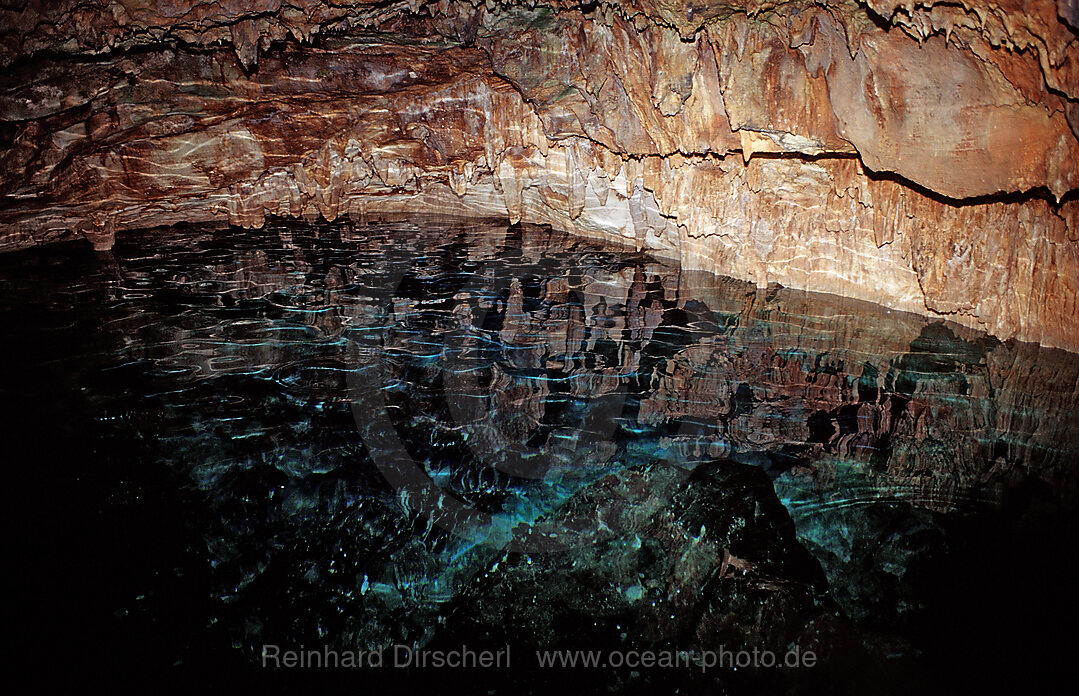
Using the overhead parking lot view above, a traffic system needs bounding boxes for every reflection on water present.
[3,218,1078,691]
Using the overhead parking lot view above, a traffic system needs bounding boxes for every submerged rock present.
[435,459,889,693]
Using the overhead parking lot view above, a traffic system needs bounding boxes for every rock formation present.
[1,1,1077,350]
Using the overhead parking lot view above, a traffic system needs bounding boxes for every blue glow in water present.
[2,218,1078,688]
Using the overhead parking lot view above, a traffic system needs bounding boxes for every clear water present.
[4,219,1078,691]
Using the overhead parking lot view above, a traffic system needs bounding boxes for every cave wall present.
[1,1,1077,350]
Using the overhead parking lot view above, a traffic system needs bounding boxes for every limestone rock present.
[1,1,1077,350]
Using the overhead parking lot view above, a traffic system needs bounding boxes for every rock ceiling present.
[1,1,1077,349]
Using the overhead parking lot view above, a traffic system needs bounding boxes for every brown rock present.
[1,1,1077,351]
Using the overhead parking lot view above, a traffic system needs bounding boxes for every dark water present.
[3,219,1078,692]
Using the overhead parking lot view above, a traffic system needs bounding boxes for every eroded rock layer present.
[1,1,1077,349]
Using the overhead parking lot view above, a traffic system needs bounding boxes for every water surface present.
[4,218,1078,692]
